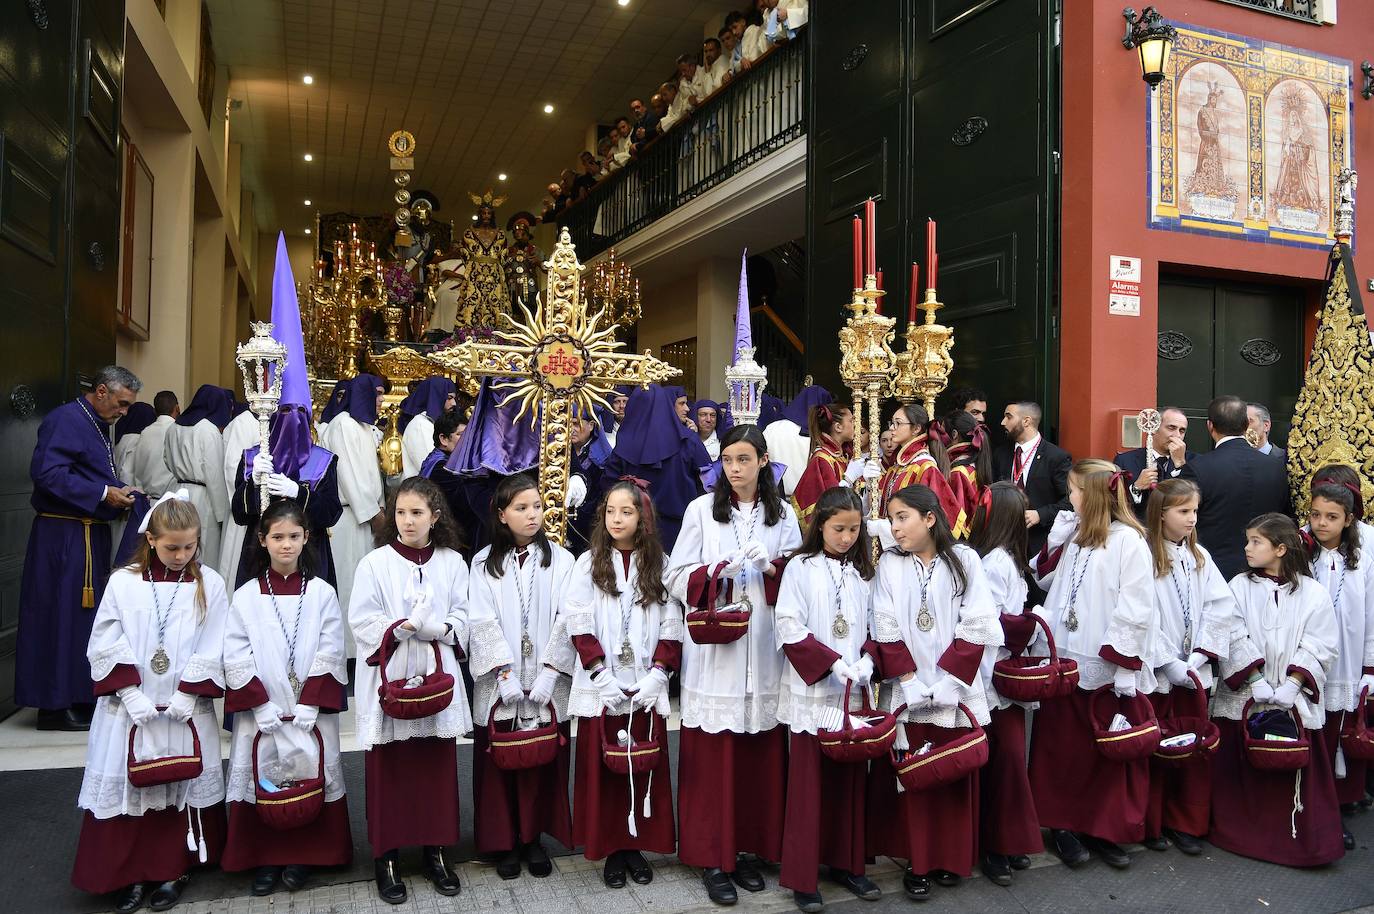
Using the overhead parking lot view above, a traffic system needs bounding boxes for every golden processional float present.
[1286,168,1374,520]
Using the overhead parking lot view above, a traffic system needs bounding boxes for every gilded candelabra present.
[235,322,288,513]
[891,288,954,415]
[302,225,385,380]
[583,248,641,335]
[838,274,897,521]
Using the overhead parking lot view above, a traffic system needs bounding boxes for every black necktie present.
[1156,454,1171,477]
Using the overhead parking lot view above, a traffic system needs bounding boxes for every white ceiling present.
[208,0,728,237]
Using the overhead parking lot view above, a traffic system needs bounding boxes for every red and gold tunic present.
[945,443,982,539]
[792,436,850,527]
[877,436,964,534]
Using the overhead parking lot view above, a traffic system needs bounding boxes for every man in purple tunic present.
[18,365,143,730]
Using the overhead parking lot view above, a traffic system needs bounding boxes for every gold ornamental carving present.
[837,275,896,526]
[388,130,417,158]
[891,287,955,414]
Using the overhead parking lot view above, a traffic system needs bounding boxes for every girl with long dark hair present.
[793,404,861,528]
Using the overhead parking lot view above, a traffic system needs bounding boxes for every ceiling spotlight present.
[304,199,312,206]
[498,173,508,181]
[304,228,312,235]
[303,74,314,85]
[303,153,313,161]
[617,0,630,6]
[543,103,555,114]
[472,214,479,221]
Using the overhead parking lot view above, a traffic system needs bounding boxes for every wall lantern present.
[1362,61,1373,101]
[1122,7,1177,90]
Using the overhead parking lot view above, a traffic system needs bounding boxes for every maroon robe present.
[1145,690,1212,839]
[365,737,461,854]
[779,732,868,894]
[980,705,1043,856]
[72,805,227,895]
[472,722,574,853]
[1322,715,1370,806]
[677,727,787,869]
[572,711,676,860]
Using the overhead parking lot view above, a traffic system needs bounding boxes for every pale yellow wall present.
[255,231,316,319]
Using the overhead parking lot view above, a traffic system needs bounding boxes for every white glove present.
[1272,678,1302,709]
[721,551,745,577]
[862,460,882,483]
[253,700,285,733]
[497,673,524,706]
[1187,652,1210,672]
[290,703,319,731]
[528,666,560,707]
[117,686,159,725]
[851,655,875,685]
[1112,665,1137,698]
[929,674,962,709]
[591,667,628,710]
[743,540,771,573]
[630,667,669,710]
[1046,510,1079,551]
[252,451,274,483]
[265,473,300,499]
[1357,673,1374,698]
[407,615,447,642]
[566,474,587,509]
[1161,659,1193,688]
[164,690,198,723]
[1249,678,1275,703]
[842,459,865,485]
[866,517,895,550]
[829,658,855,684]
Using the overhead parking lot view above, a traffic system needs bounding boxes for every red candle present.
[852,216,863,289]
[925,217,936,283]
[865,198,876,276]
[930,252,939,292]
[875,268,883,291]
[908,262,920,323]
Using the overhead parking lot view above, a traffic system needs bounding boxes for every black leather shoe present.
[902,870,931,901]
[374,854,406,905]
[603,852,627,888]
[114,883,147,913]
[1343,828,1356,850]
[1050,829,1090,868]
[1142,834,1171,851]
[830,869,881,900]
[731,855,765,892]
[624,850,653,884]
[422,845,461,895]
[1008,854,1032,870]
[793,889,825,912]
[1083,836,1130,869]
[148,874,189,911]
[981,853,1013,886]
[496,848,521,880]
[525,840,552,877]
[1164,829,1204,856]
[36,708,90,731]
[929,869,960,887]
[703,868,738,905]
[281,864,309,891]
[251,866,280,896]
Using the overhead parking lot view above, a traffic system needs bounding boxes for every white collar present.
[1215,435,1245,447]
[1016,433,1042,453]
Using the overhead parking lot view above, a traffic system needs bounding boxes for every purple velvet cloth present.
[113,402,156,441]
[271,232,314,414]
[398,376,456,432]
[319,381,348,424]
[265,405,314,478]
[445,377,540,477]
[779,385,834,433]
[176,385,232,429]
[758,395,785,430]
[333,374,384,426]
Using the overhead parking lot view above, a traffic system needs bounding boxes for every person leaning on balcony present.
[613,117,634,166]
[762,0,808,43]
[739,9,768,66]
[658,81,687,134]
[704,36,729,92]
[677,52,712,109]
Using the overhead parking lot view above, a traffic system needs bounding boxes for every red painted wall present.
[1059,0,1372,460]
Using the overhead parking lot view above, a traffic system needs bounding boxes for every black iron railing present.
[752,303,806,403]
[559,32,807,260]
[1210,0,1320,24]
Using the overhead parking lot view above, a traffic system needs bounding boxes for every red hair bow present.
[928,419,952,448]
[970,423,989,451]
[977,486,993,518]
[1107,470,1125,493]
[617,475,655,535]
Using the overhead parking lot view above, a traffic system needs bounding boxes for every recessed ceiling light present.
[617,0,630,6]
[472,214,479,221]
[303,153,313,162]
[543,103,555,114]
[302,74,314,85]
[304,199,312,206]
[304,228,312,234]
[497,173,507,181]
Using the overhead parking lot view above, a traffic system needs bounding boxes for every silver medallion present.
[150,647,171,675]
[832,614,850,639]
[1065,608,1079,633]
[521,632,535,658]
[916,605,934,633]
[618,638,634,666]
[288,671,302,697]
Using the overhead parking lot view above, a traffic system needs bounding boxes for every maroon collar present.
[260,568,305,595]
[1252,570,1287,585]
[617,548,633,576]
[390,540,435,564]
[147,555,190,582]
[822,549,850,565]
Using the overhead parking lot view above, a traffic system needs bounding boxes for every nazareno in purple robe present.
[17,399,129,709]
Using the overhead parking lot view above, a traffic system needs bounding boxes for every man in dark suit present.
[1113,406,1197,522]
[993,400,1073,556]
[1247,402,1286,463]
[1180,395,1291,581]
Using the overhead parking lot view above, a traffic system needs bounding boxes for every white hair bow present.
[138,488,191,534]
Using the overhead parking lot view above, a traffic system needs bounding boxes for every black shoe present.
[36,708,90,731]
[373,853,406,905]
[1050,829,1090,868]
[624,850,653,884]
[1008,854,1032,870]
[422,845,461,896]
[603,852,627,888]
[1341,802,1359,816]
[114,883,147,914]
[981,853,1013,886]
[731,855,765,892]
[703,868,738,905]
[251,866,280,896]
[1343,828,1356,850]
[495,848,521,880]
[1163,829,1203,855]
[1083,835,1130,869]
[793,890,825,913]
[281,864,310,892]
[929,869,960,887]
[829,869,881,900]
[902,869,931,901]
[1142,834,1171,852]
[148,875,189,912]
[525,840,552,878]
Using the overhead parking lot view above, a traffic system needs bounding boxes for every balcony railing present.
[559,31,807,260]
[1210,0,1321,23]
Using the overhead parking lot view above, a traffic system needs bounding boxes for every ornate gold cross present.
[428,228,680,543]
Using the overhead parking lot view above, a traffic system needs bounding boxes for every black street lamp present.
[1123,7,1178,90]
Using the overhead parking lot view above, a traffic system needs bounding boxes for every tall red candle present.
[908,262,920,323]
[875,268,883,291]
[852,216,863,289]
[865,198,876,276]
[926,217,936,283]
[930,252,938,292]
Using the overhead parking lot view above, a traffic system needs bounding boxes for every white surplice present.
[1149,542,1249,693]
[401,414,435,480]
[80,565,229,818]
[129,415,176,498]
[348,544,474,748]
[980,545,1029,710]
[872,544,1002,726]
[666,494,802,733]
[467,543,578,726]
[700,432,721,462]
[1311,546,1374,712]
[1214,573,1337,729]
[162,420,228,566]
[224,576,348,802]
[763,419,809,495]
[217,410,258,584]
[321,414,385,614]
[563,550,682,720]
[114,431,141,486]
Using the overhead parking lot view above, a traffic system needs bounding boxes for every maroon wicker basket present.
[1089,686,1161,763]
[1339,687,1374,762]
[599,706,663,775]
[889,703,989,791]
[126,710,203,788]
[253,723,325,830]
[488,703,566,771]
[376,619,455,720]
[1152,671,1221,768]
[991,613,1080,702]
[817,681,899,764]
[1242,699,1311,772]
[685,561,752,645]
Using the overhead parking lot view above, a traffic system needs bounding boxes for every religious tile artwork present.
[1148,25,1352,247]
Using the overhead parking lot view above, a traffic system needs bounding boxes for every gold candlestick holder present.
[891,288,954,415]
[838,273,897,522]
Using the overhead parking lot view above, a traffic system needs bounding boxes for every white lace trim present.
[90,645,138,682]
[226,757,346,804]
[357,712,467,748]
[876,681,991,726]
[467,619,513,677]
[472,674,570,725]
[180,654,224,688]
[1213,683,1325,730]
[307,652,347,682]
[871,612,902,643]
[79,769,226,819]
[1323,680,1367,713]
[678,688,779,733]
[224,659,257,691]
[564,611,595,638]
[955,612,1003,647]
[659,612,685,642]
[541,619,577,675]
[566,683,670,719]
[776,688,866,734]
